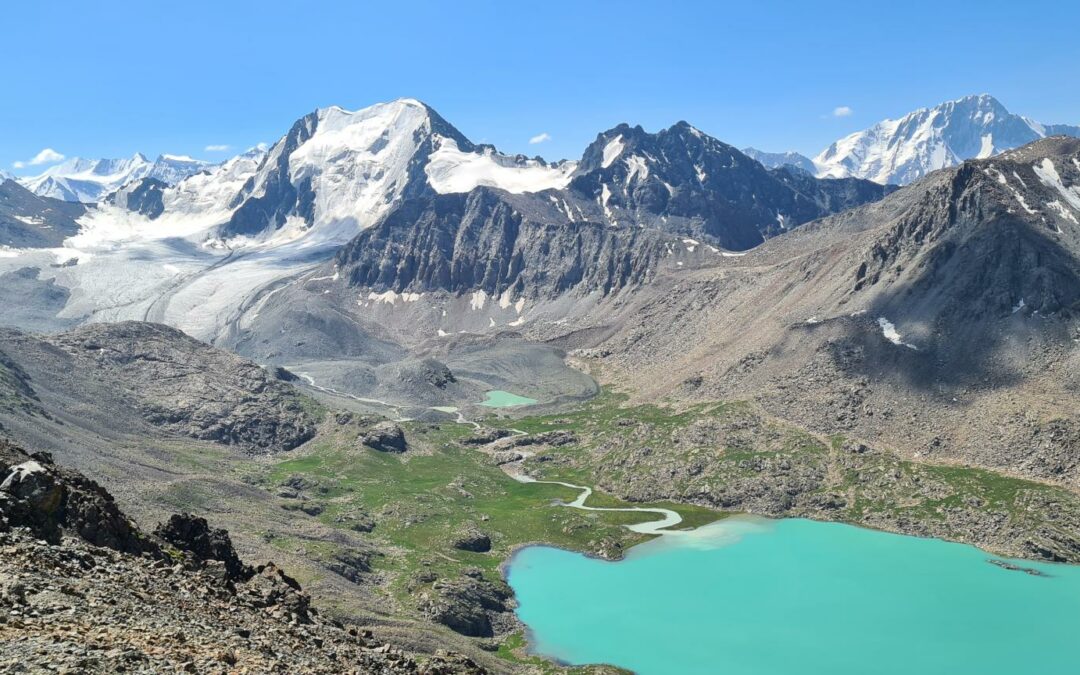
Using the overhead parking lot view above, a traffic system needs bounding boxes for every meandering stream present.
[511,474,683,535]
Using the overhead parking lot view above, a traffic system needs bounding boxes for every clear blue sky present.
[6,0,1079,173]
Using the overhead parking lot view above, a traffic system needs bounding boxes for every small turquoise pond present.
[479,390,538,407]
[507,517,1080,675]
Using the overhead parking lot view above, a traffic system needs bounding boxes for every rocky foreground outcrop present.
[0,440,484,674]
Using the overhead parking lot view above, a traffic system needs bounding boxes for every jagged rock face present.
[0,321,318,453]
[223,112,319,238]
[0,179,85,248]
[0,442,152,555]
[418,573,513,637]
[323,112,889,304]
[154,513,251,581]
[851,137,1080,322]
[337,187,674,298]
[104,176,167,218]
[569,122,888,250]
[221,100,473,240]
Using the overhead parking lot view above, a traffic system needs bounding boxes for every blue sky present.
[6,0,1080,173]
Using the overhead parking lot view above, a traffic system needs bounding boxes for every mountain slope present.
[0,179,86,248]
[568,121,887,250]
[335,186,674,298]
[575,136,1080,490]
[0,321,317,454]
[0,440,485,674]
[815,94,1080,185]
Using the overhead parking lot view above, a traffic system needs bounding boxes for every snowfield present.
[426,137,576,194]
[1,98,590,344]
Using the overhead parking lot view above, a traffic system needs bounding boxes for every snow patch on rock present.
[877,317,917,350]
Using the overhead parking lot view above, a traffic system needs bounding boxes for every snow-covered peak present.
[814,94,1080,185]
[742,147,816,174]
[160,146,266,218]
[279,99,435,233]
[220,98,457,246]
[18,152,211,203]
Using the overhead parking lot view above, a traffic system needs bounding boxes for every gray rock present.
[361,422,407,453]
[450,528,491,553]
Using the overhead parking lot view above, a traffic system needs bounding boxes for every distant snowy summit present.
[742,148,816,175]
[18,153,212,203]
[759,95,1080,185]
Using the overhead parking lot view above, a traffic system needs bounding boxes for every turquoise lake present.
[507,517,1080,674]
[479,390,538,407]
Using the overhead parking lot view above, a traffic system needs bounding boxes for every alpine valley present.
[2,93,1080,674]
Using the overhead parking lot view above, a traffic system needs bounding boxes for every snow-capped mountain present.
[0,97,888,349]
[742,148,816,174]
[569,122,885,250]
[19,153,212,203]
[814,94,1080,185]
[219,98,574,244]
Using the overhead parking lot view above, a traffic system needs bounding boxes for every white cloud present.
[204,144,231,152]
[529,132,551,144]
[255,142,270,151]
[12,147,65,169]
[832,106,853,118]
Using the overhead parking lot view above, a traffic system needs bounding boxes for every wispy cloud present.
[12,147,65,169]
[529,132,551,144]
[832,106,853,118]
[255,142,270,152]
[204,144,231,152]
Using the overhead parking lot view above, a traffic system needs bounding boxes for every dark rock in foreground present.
[0,439,485,674]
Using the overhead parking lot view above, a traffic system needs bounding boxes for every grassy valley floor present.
[239,386,1080,671]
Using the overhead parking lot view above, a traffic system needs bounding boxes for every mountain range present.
[748,94,1080,185]
[17,152,212,203]
[0,94,1076,486]
[2,92,1080,670]
[15,94,1075,213]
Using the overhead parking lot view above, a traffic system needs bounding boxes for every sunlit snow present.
[426,138,575,194]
